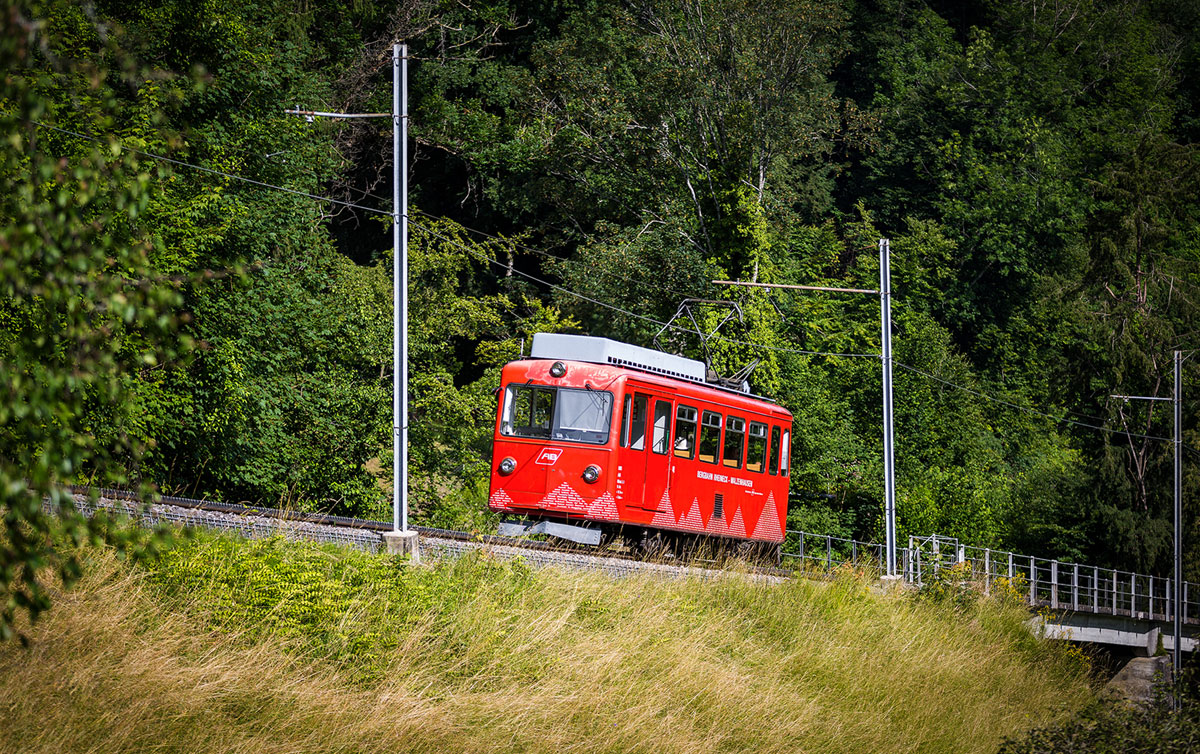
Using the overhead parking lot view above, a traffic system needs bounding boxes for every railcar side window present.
[698,411,722,464]
[674,405,697,459]
[723,416,745,469]
[781,430,791,477]
[652,400,672,454]
[503,385,613,444]
[746,422,768,473]
[769,425,781,475]
[621,394,648,450]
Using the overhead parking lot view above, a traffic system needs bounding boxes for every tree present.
[0,0,188,639]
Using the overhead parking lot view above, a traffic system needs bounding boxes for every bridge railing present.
[780,529,1198,624]
[906,534,1199,624]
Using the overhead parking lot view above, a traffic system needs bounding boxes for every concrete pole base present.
[383,530,420,564]
[878,574,904,590]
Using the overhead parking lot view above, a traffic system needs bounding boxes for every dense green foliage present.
[6,0,1200,629]
[149,532,535,683]
[0,0,188,639]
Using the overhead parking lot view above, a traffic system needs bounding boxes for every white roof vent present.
[530,333,706,382]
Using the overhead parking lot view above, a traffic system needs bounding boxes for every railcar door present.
[643,396,674,512]
[617,389,673,513]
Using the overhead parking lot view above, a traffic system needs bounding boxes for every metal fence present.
[782,529,886,571]
[781,529,1199,625]
[906,534,1198,624]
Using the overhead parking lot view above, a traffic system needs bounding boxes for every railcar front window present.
[769,426,781,475]
[505,385,554,438]
[698,411,721,464]
[502,385,613,445]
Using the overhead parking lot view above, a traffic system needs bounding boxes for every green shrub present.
[999,673,1200,753]
[147,532,533,682]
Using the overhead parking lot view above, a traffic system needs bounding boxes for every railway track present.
[64,486,793,582]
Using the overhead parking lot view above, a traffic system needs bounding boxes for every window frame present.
[780,430,791,477]
[652,399,673,455]
[674,405,698,459]
[620,393,649,450]
[746,421,768,473]
[722,415,746,469]
[698,410,722,465]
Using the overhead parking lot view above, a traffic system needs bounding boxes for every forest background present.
[4,0,1200,584]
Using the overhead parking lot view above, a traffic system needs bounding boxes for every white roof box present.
[530,333,706,382]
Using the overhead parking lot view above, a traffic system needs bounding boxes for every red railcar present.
[488,334,792,550]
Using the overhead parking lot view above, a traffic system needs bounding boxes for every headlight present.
[582,465,601,483]
[498,457,517,475]
[549,361,567,378]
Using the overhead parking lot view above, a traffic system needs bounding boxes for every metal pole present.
[1174,349,1182,690]
[392,43,410,533]
[984,548,990,595]
[880,238,897,578]
[907,535,913,581]
[1052,561,1058,610]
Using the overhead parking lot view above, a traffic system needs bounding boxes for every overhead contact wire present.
[408,220,878,360]
[25,119,389,216]
[35,119,1184,446]
[895,362,1175,443]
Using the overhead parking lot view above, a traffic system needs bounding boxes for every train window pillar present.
[746,422,768,472]
[674,405,697,459]
[781,431,791,477]
[768,425,781,475]
[621,394,648,450]
[723,416,745,469]
[652,400,672,454]
[698,411,721,464]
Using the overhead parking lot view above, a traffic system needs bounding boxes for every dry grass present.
[0,541,1092,754]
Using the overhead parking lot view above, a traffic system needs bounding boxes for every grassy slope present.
[0,535,1092,754]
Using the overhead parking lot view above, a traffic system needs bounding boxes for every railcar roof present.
[505,358,791,418]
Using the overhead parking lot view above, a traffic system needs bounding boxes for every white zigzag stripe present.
[586,492,619,520]
[489,488,514,510]
[751,492,783,541]
[677,498,704,531]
